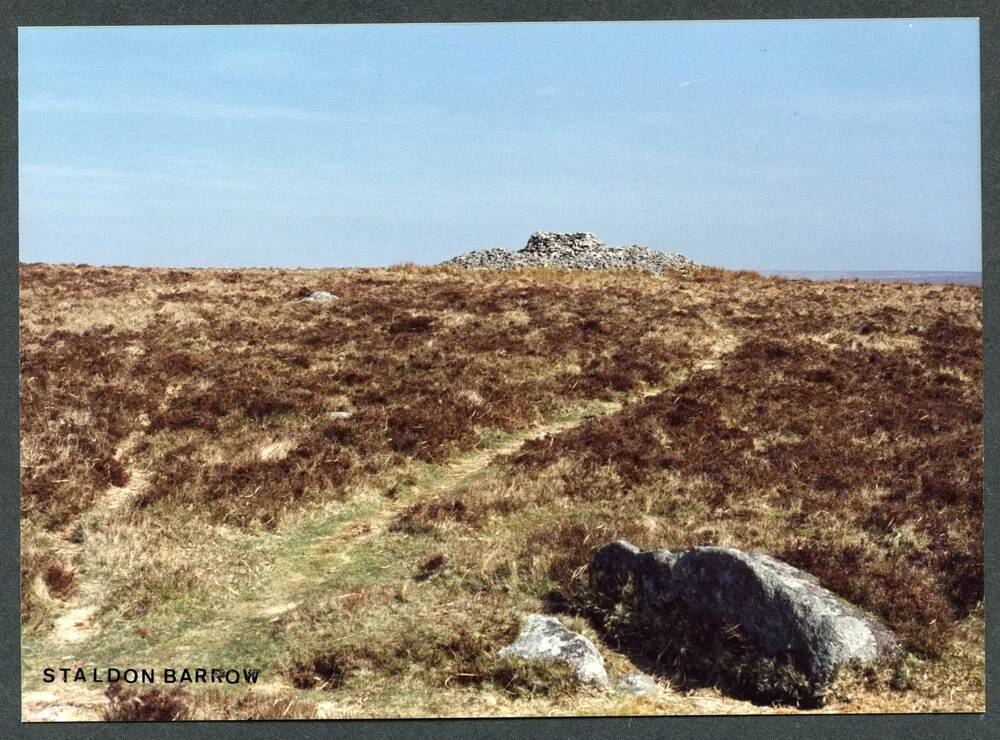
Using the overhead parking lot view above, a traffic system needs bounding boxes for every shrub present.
[104,684,189,721]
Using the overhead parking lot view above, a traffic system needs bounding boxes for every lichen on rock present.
[589,540,898,698]
[498,613,609,686]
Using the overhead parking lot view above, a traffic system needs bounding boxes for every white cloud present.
[21,94,329,122]
[18,162,307,195]
[20,93,444,128]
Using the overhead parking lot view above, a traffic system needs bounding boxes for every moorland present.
[19,262,983,719]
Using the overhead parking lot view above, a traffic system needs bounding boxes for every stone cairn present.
[443,231,697,275]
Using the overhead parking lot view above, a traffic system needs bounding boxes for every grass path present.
[203,394,655,656]
[46,467,150,644]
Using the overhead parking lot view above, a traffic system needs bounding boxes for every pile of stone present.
[443,231,697,275]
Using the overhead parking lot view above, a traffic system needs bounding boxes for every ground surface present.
[19,263,983,719]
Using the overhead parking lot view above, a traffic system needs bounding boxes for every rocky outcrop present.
[443,231,697,275]
[498,613,609,686]
[590,541,897,691]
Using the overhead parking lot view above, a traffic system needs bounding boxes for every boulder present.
[590,540,676,608]
[498,613,609,686]
[590,541,897,687]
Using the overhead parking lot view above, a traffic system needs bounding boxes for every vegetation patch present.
[20,264,983,716]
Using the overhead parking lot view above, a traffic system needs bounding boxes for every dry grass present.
[19,263,982,717]
[502,286,982,658]
[20,264,707,532]
[103,682,324,721]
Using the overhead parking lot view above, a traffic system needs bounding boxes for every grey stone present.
[589,541,897,689]
[613,673,661,695]
[299,291,337,302]
[442,231,697,275]
[498,613,609,686]
[590,540,677,609]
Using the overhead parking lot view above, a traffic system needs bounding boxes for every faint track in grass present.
[46,466,151,646]
[247,392,655,619]
[251,316,745,619]
[23,452,153,721]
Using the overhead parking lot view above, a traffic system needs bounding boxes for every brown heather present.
[19,263,704,530]
[19,262,983,716]
[506,286,982,656]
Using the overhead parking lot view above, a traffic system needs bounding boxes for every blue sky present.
[19,20,981,271]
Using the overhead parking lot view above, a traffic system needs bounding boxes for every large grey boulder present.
[499,613,609,686]
[590,541,897,688]
[590,540,677,609]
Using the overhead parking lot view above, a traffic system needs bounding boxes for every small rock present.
[299,291,337,303]
[613,673,661,695]
[499,613,609,686]
[326,411,353,420]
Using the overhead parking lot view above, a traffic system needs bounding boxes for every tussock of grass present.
[104,683,189,721]
[104,683,322,720]
[87,509,271,620]
[20,541,77,629]
[279,591,526,692]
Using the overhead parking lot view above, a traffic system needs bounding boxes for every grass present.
[19,262,982,718]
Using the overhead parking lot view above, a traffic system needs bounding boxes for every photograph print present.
[18,17,983,721]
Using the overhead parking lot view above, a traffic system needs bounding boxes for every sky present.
[18,20,981,271]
